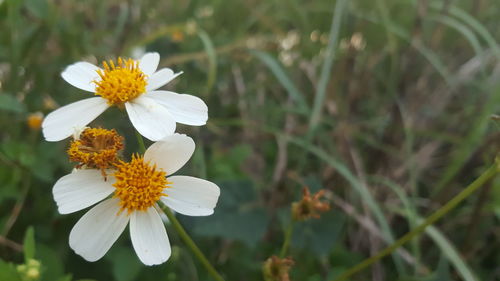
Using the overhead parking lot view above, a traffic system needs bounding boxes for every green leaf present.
[209,144,252,179]
[23,226,35,262]
[292,211,345,256]
[0,260,22,281]
[24,0,48,19]
[0,94,25,113]
[37,244,64,281]
[55,275,73,281]
[190,180,269,247]
[106,246,143,281]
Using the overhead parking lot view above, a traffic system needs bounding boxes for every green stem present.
[135,130,146,153]
[279,221,294,258]
[134,130,225,281]
[332,163,498,281]
[160,203,226,281]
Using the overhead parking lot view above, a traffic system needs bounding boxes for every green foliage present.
[0,94,25,113]
[191,180,269,247]
[23,227,35,262]
[0,260,22,281]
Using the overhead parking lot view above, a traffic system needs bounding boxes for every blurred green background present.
[1,0,500,280]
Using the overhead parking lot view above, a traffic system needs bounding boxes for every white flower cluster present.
[43,53,220,266]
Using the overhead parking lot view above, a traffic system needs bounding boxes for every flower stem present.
[332,163,498,281]
[279,221,294,258]
[160,203,226,281]
[134,130,147,153]
[134,130,225,281]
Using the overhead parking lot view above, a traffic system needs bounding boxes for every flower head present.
[52,134,220,265]
[27,112,44,130]
[291,187,330,221]
[113,154,169,213]
[94,58,147,105]
[42,52,208,142]
[67,127,124,176]
[263,255,294,281]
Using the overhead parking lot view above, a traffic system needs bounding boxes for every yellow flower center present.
[67,128,124,175]
[94,58,147,105]
[113,155,170,213]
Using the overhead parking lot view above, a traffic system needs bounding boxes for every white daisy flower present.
[52,134,220,265]
[42,53,208,142]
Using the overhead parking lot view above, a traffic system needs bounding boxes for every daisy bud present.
[263,255,294,281]
[17,259,41,281]
[26,267,40,280]
[291,187,330,221]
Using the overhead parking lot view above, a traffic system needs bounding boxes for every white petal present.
[146,91,208,126]
[161,176,220,216]
[42,97,109,141]
[53,169,115,214]
[69,198,129,262]
[144,134,195,175]
[130,207,171,266]
[146,69,182,91]
[61,62,100,92]
[139,52,160,76]
[125,96,176,141]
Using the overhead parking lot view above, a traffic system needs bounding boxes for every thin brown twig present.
[161,35,274,66]
[0,235,23,252]
[2,174,31,237]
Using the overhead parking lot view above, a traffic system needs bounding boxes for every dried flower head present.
[291,187,330,221]
[67,127,124,176]
[263,255,294,281]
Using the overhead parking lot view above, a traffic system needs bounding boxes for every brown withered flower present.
[263,255,294,281]
[67,127,124,177]
[291,187,330,221]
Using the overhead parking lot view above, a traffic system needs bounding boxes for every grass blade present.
[308,0,347,132]
[286,134,406,274]
[198,29,218,96]
[250,50,309,112]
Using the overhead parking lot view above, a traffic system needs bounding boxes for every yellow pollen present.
[94,57,147,105]
[113,155,170,213]
[67,128,124,176]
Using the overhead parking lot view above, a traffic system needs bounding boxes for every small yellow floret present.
[113,155,170,213]
[27,112,44,130]
[171,30,185,42]
[94,57,147,105]
[68,128,124,176]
